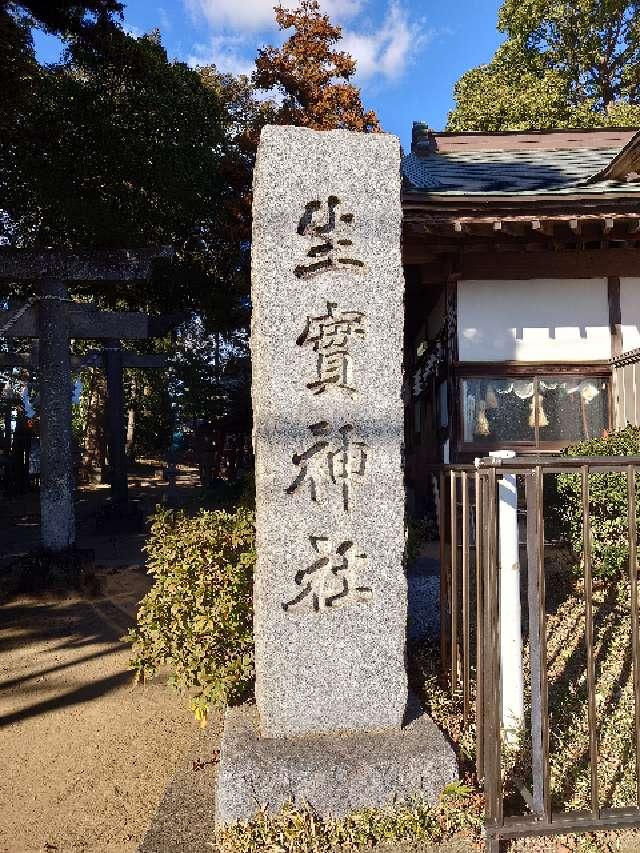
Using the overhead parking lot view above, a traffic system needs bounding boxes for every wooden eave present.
[402,190,640,260]
[402,188,640,215]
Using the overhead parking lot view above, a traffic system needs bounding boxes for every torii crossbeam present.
[0,248,175,552]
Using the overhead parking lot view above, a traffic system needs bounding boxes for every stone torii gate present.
[0,346,170,506]
[0,248,173,552]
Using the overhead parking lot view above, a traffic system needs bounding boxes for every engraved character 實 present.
[297,301,365,395]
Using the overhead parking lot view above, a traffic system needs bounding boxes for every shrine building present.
[401,123,640,510]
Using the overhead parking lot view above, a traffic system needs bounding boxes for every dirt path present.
[0,565,216,853]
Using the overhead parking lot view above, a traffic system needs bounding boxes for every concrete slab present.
[138,723,221,853]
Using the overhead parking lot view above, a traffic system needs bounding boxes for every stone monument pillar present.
[252,125,407,737]
[216,126,456,823]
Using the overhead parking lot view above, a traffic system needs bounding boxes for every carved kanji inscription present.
[282,535,372,613]
[286,421,367,511]
[294,196,365,278]
[297,302,365,395]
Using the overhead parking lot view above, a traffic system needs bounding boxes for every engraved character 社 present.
[282,536,372,612]
[294,195,365,278]
[286,421,367,511]
[297,301,365,395]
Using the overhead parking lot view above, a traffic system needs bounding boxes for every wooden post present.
[38,280,75,551]
[105,339,128,506]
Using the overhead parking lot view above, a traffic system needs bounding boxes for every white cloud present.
[184,0,362,32]
[158,6,172,31]
[187,34,256,77]
[183,0,428,84]
[341,2,431,82]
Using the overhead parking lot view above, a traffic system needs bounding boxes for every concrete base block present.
[215,703,458,825]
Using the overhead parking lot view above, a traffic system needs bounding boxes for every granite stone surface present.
[215,704,458,824]
[251,126,407,737]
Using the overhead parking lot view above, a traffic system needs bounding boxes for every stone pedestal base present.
[215,703,458,825]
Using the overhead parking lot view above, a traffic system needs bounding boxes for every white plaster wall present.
[457,278,611,362]
[620,277,640,353]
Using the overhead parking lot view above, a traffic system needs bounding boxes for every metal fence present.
[440,456,640,851]
[613,349,640,429]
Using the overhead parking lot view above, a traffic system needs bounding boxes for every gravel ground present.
[0,565,211,853]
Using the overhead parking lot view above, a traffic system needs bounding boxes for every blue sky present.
[33,0,505,148]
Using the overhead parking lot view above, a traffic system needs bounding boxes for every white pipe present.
[490,450,524,739]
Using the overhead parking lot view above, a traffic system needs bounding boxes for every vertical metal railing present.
[438,455,640,849]
[475,469,484,780]
[450,471,458,691]
[582,465,600,819]
[462,470,470,725]
[439,469,448,680]
[629,466,640,807]
[485,465,503,833]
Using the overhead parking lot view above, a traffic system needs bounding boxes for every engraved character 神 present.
[282,536,372,612]
[286,421,367,511]
[297,301,365,395]
[294,195,365,278]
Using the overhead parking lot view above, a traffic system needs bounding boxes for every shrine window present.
[459,372,610,450]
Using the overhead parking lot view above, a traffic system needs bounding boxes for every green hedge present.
[126,505,255,725]
[557,425,640,581]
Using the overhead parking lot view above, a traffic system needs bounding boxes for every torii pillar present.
[39,279,75,549]
[0,248,173,552]
[104,339,127,508]
[0,342,171,512]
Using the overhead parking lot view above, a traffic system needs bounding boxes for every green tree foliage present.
[2,0,123,33]
[4,26,226,252]
[126,505,255,725]
[172,317,251,431]
[0,1,124,197]
[556,425,640,580]
[447,0,640,130]
[1,0,377,448]
[0,10,264,443]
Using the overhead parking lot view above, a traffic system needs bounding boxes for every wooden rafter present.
[402,210,640,258]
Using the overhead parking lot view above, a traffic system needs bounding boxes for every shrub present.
[216,787,484,853]
[126,505,255,725]
[556,425,640,580]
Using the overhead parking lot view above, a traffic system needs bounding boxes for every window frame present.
[455,362,612,454]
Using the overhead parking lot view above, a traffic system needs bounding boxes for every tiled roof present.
[402,132,640,196]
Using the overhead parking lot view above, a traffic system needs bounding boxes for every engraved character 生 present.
[294,196,365,278]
